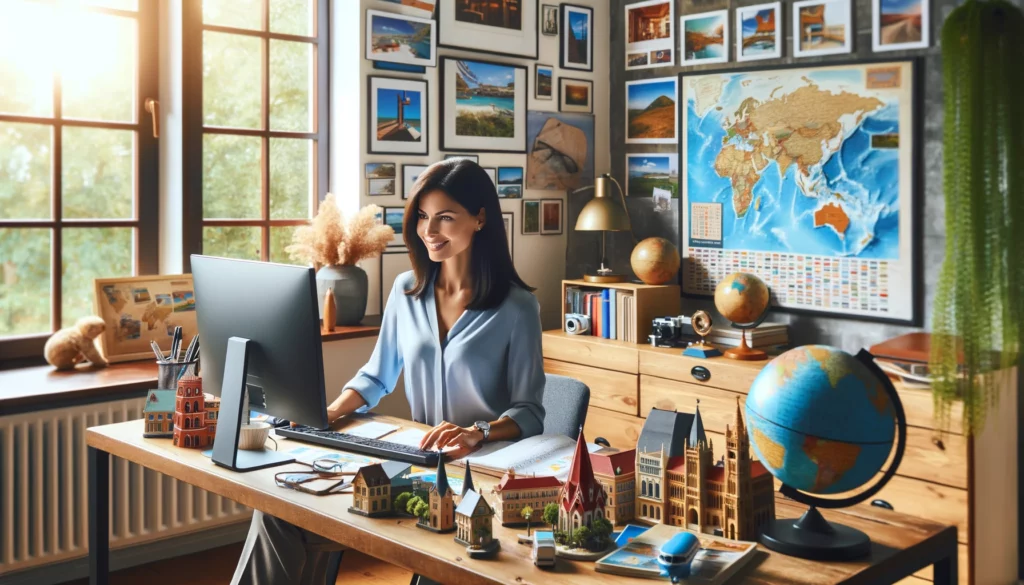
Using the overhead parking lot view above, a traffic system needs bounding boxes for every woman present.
[231,159,546,585]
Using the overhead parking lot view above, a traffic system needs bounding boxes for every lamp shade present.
[574,176,631,231]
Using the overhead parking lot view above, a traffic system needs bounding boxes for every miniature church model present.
[422,455,455,533]
[557,428,607,533]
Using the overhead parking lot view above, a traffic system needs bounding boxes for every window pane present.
[270,0,313,37]
[80,0,139,10]
[0,1,54,117]
[270,138,311,220]
[270,40,313,132]
[202,226,261,260]
[270,226,300,264]
[203,0,263,31]
[204,32,262,130]
[62,12,136,123]
[0,122,52,220]
[203,134,261,219]
[62,227,133,328]
[0,228,51,337]
[63,127,134,219]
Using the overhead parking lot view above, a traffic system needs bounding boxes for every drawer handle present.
[932,436,946,450]
[871,499,894,511]
[691,366,711,382]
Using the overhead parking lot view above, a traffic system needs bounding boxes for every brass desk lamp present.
[572,173,635,283]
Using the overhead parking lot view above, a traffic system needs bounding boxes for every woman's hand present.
[419,421,483,460]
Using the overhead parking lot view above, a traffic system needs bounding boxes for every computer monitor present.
[191,255,329,471]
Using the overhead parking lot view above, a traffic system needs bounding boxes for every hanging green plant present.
[930,0,1023,435]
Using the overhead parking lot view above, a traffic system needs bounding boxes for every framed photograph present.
[440,56,528,153]
[365,163,397,197]
[502,211,514,259]
[541,4,559,36]
[483,167,497,187]
[625,0,675,70]
[383,206,407,248]
[680,10,729,66]
[680,59,921,324]
[93,274,198,364]
[402,164,429,199]
[626,153,678,199]
[558,77,592,113]
[526,110,595,190]
[380,0,437,18]
[540,198,563,234]
[522,200,540,234]
[873,0,929,52]
[560,4,593,72]
[444,153,479,163]
[793,0,852,57]
[437,0,538,59]
[365,10,437,68]
[368,76,428,155]
[736,2,781,62]
[535,64,554,100]
[625,77,677,144]
[497,166,524,198]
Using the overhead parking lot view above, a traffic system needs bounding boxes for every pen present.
[171,326,182,363]
[150,340,165,363]
[183,334,199,364]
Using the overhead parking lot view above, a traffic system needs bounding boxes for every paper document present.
[346,421,401,439]
[285,445,381,471]
[381,428,427,447]
[457,435,601,480]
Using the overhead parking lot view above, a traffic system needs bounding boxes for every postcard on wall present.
[625,77,677,144]
[872,0,929,51]
[560,3,593,71]
[735,2,781,61]
[93,274,198,363]
[497,166,524,198]
[365,163,397,196]
[793,0,852,57]
[625,0,675,70]
[680,60,919,323]
[525,110,595,191]
[440,57,527,153]
[364,10,437,68]
[680,10,729,66]
[437,0,538,59]
[626,153,678,200]
[368,76,428,155]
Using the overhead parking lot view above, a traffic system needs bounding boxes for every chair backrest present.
[541,373,590,440]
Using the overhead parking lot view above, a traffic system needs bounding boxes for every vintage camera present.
[564,313,591,335]
[649,315,688,347]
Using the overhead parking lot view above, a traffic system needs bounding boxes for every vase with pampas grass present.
[287,195,395,326]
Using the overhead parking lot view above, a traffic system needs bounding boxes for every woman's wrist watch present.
[473,420,491,442]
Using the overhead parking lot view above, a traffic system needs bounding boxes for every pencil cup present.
[157,359,199,391]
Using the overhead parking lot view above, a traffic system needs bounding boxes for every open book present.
[452,434,601,481]
[596,524,758,583]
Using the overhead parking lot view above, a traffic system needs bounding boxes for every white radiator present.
[0,397,252,576]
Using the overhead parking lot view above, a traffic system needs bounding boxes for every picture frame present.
[735,2,782,62]
[540,198,563,234]
[526,110,595,191]
[625,76,677,144]
[541,4,559,36]
[368,76,429,155]
[402,164,429,199]
[437,0,539,60]
[93,274,198,364]
[497,166,524,198]
[522,200,540,234]
[626,153,678,199]
[558,77,593,113]
[872,0,929,52]
[560,4,593,72]
[502,211,514,259]
[535,64,554,100]
[365,162,397,196]
[625,0,675,70]
[680,10,729,66]
[483,167,498,187]
[793,0,852,57]
[365,10,437,68]
[383,206,407,248]
[444,153,479,163]
[440,56,528,153]
[380,0,437,18]
[373,61,427,74]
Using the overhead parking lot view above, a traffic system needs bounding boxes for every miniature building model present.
[636,408,696,524]
[490,468,562,526]
[143,390,176,438]
[590,449,637,526]
[350,463,392,517]
[425,457,455,533]
[203,394,220,437]
[557,429,607,533]
[173,375,210,449]
[454,489,495,547]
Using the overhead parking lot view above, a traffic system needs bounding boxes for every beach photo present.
[441,57,527,152]
[542,4,558,35]
[536,64,553,100]
[438,0,538,59]
[365,10,436,68]
[497,166,524,198]
[794,0,851,57]
[873,0,929,51]
[681,10,729,65]
[456,0,522,30]
[627,153,679,198]
[384,207,405,247]
[369,77,429,154]
[736,2,781,61]
[625,0,674,70]
[559,78,592,113]
[561,4,593,71]
[368,178,396,196]
[522,200,540,234]
[625,77,677,143]
[365,162,397,178]
[540,199,562,234]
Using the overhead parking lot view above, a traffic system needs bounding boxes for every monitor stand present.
[211,337,295,472]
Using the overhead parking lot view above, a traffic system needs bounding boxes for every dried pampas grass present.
[286,194,395,267]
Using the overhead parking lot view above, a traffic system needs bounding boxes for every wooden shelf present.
[561,279,680,344]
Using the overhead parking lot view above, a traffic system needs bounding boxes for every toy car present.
[657,532,700,583]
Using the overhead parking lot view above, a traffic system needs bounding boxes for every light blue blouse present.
[344,270,546,438]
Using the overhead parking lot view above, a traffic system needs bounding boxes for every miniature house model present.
[143,389,176,438]
[350,463,392,518]
[491,469,562,526]
[590,448,637,526]
[557,429,607,533]
[454,489,495,547]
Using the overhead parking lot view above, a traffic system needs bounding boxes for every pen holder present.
[157,359,199,391]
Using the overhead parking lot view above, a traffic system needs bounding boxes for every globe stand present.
[758,506,870,560]
[723,329,767,361]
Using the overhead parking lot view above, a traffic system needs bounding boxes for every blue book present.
[601,289,611,339]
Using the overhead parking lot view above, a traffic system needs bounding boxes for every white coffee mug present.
[238,422,274,451]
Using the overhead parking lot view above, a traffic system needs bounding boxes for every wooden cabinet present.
[542,329,1018,585]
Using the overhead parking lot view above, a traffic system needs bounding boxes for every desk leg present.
[89,447,109,585]
[933,548,958,585]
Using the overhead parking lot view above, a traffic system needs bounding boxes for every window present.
[182,0,328,269]
[0,0,158,360]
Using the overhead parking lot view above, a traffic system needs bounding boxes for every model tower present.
[173,375,208,449]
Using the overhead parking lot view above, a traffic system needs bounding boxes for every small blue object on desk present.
[683,342,722,358]
[657,532,700,583]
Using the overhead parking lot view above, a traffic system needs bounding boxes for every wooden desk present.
[86,415,959,585]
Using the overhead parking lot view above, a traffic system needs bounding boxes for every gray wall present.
[565,0,985,352]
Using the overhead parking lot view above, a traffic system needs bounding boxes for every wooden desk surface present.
[86,415,957,585]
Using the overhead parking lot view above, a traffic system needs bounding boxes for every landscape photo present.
[368,12,434,66]
[564,82,589,106]
[875,0,927,50]
[522,200,540,234]
[626,77,676,143]
[682,11,728,64]
[456,0,522,30]
[794,0,851,56]
[454,59,517,138]
[376,89,422,142]
[737,3,780,60]
[366,162,397,178]
[368,178,395,196]
[627,154,679,198]
[385,207,405,246]
[565,7,591,67]
[536,65,553,99]
[497,166,524,198]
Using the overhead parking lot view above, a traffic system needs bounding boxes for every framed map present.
[680,60,921,324]
[93,274,198,363]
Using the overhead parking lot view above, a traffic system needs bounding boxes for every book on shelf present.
[595,524,758,583]
[452,434,602,481]
[564,285,635,342]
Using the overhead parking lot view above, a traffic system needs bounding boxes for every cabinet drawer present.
[544,359,638,416]
[584,407,644,451]
[898,384,964,436]
[912,543,968,583]
[543,332,638,374]
[640,375,744,431]
[831,476,968,545]
[896,427,967,490]
[639,349,761,393]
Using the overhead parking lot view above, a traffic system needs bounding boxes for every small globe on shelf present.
[630,237,680,285]
[713,272,771,360]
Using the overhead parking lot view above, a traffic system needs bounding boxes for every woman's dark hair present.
[403,159,534,309]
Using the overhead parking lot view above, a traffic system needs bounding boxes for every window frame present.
[181,0,330,271]
[0,1,159,363]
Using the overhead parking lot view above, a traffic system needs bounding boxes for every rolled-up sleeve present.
[343,279,404,412]
[500,298,546,438]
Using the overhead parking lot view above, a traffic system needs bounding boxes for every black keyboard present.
[276,426,441,467]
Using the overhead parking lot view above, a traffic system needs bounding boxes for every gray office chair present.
[325,373,592,585]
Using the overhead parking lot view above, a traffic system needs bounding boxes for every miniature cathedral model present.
[423,455,455,533]
[558,428,607,533]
